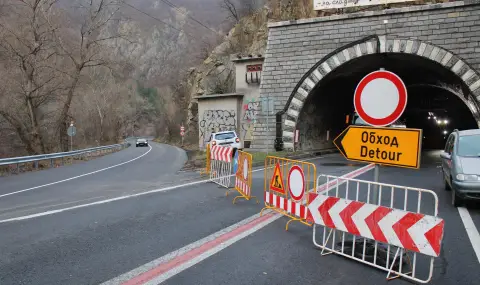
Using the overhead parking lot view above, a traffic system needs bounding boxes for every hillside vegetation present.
[0,0,448,157]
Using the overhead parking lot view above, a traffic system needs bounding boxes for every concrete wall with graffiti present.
[195,56,265,150]
[241,98,261,143]
[196,94,242,149]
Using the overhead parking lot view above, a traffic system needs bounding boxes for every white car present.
[136,138,148,147]
[208,131,241,153]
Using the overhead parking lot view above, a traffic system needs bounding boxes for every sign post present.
[333,70,418,203]
[180,124,185,146]
[67,121,76,152]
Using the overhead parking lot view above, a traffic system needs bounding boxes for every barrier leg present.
[386,247,401,281]
[232,195,258,205]
[260,205,276,217]
[321,229,335,256]
[285,217,313,231]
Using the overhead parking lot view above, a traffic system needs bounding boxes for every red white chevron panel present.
[264,192,308,220]
[307,193,445,257]
[235,178,251,197]
[210,145,233,162]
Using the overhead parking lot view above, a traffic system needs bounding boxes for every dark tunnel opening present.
[296,53,480,151]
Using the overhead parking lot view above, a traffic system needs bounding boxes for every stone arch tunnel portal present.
[285,50,480,151]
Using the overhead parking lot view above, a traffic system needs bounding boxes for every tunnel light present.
[434,116,437,119]
[443,130,448,135]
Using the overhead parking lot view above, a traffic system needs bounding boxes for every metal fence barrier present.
[0,143,129,172]
[260,156,316,231]
[308,174,445,283]
[227,150,257,204]
[209,145,233,188]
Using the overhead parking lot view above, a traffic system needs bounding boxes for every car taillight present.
[212,140,216,145]
[235,138,240,143]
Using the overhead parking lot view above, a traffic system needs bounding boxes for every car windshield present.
[137,139,146,142]
[457,134,480,157]
[215,132,235,140]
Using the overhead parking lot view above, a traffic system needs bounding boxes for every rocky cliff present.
[185,7,270,139]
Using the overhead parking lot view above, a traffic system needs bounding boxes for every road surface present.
[0,144,478,285]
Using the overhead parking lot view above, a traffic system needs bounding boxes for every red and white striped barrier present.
[307,194,444,257]
[209,145,234,188]
[310,172,445,283]
[235,178,251,198]
[210,145,233,163]
[264,191,309,220]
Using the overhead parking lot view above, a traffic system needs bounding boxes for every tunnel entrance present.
[286,42,480,151]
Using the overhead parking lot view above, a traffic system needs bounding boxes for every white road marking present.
[0,177,208,223]
[0,154,334,223]
[100,211,281,285]
[458,207,480,263]
[0,145,153,199]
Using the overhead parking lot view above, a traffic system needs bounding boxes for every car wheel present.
[452,188,463,207]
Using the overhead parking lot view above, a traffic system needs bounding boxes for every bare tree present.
[0,0,64,154]
[220,0,240,22]
[220,0,262,23]
[44,0,131,151]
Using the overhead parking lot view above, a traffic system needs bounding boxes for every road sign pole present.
[372,164,379,204]
[70,135,73,152]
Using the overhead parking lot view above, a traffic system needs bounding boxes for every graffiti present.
[241,98,261,141]
[199,110,236,147]
[243,99,260,123]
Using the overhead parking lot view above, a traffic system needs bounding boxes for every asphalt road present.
[0,147,478,285]
[0,142,189,220]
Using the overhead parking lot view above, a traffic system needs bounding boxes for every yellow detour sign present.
[334,126,422,169]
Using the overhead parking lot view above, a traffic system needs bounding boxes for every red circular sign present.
[288,165,305,201]
[354,70,407,127]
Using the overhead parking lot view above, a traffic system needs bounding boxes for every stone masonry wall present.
[251,0,480,151]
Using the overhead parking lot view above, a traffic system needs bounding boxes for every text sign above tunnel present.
[334,126,422,169]
[354,70,407,127]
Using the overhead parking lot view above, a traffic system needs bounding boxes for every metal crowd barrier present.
[209,145,234,188]
[227,150,257,204]
[260,156,317,231]
[308,174,445,283]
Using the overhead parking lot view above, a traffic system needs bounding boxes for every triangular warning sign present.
[270,162,285,194]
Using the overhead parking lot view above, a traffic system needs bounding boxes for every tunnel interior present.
[296,53,480,150]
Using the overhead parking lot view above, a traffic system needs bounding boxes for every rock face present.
[185,8,269,137]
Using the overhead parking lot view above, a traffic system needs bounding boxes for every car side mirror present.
[440,152,451,160]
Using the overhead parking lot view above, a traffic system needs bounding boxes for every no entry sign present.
[288,165,305,201]
[354,70,407,127]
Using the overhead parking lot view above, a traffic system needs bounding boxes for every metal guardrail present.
[0,142,130,169]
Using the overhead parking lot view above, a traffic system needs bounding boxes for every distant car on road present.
[207,131,241,155]
[440,129,480,207]
[136,138,149,147]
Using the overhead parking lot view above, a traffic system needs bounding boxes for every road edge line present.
[457,207,480,263]
[0,145,153,198]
